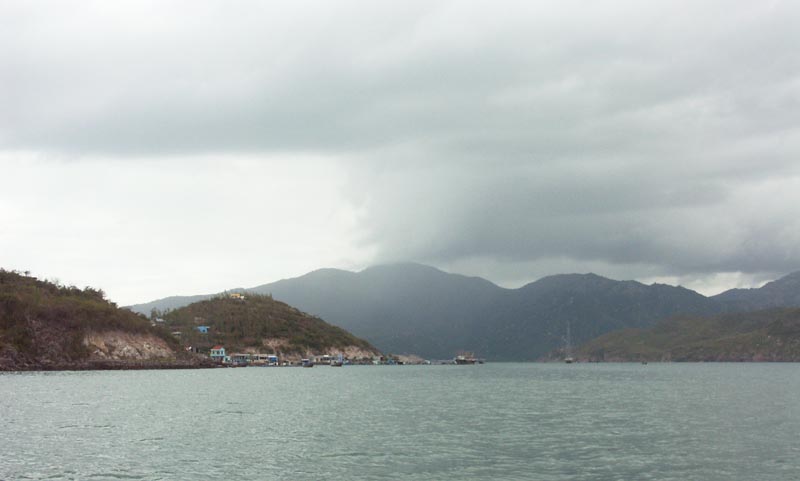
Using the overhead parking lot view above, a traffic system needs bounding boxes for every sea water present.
[2,363,799,480]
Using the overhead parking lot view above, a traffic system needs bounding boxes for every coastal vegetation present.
[0,269,189,370]
[160,293,379,357]
[578,308,800,362]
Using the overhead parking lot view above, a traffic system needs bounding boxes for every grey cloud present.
[2,0,800,288]
[3,1,797,157]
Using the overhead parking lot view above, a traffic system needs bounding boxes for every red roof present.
[211,345,224,350]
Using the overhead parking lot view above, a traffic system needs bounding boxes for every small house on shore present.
[210,345,226,361]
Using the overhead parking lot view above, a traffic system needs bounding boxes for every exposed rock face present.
[84,331,175,361]
[260,338,290,353]
[257,337,379,360]
[334,345,379,360]
[0,327,208,371]
[396,354,426,364]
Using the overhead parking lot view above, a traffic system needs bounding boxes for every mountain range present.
[128,264,800,360]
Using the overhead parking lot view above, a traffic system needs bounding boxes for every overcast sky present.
[2,0,799,305]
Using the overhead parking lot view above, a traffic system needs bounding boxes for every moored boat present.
[564,320,575,364]
[454,352,484,365]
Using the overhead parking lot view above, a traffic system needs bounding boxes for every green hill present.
[0,269,193,370]
[161,293,380,358]
[578,308,800,362]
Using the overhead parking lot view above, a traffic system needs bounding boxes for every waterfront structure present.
[250,354,280,366]
[230,353,251,365]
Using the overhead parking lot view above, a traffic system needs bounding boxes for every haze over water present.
[2,364,800,480]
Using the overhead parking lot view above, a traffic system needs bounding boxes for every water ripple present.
[1,364,800,480]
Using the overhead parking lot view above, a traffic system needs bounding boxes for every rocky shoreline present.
[1,357,218,372]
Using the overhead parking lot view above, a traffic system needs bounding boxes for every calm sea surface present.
[2,363,800,480]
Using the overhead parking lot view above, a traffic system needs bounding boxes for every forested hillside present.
[577,308,800,362]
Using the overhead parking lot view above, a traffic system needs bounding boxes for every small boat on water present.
[331,353,344,367]
[564,320,575,364]
[301,359,314,368]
